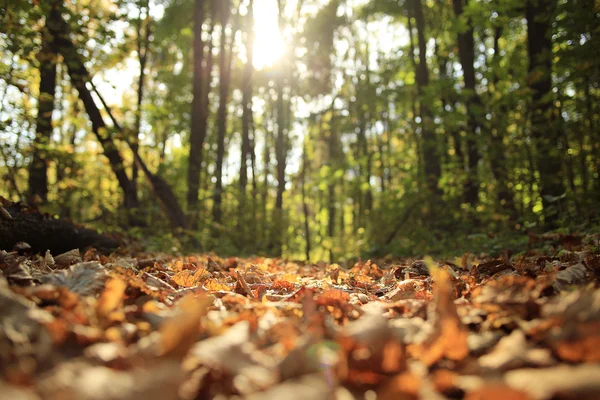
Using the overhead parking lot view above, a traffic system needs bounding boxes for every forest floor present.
[1,232,600,400]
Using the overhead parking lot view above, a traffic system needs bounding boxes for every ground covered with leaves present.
[1,233,600,400]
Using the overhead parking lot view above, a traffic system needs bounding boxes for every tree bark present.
[300,142,311,261]
[132,0,151,200]
[187,0,217,228]
[89,82,190,230]
[46,5,138,212]
[412,0,441,196]
[212,0,232,230]
[238,0,254,244]
[489,26,518,219]
[28,14,58,205]
[526,0,565,228]
[0,200,118,254]
[452,0,480,207]
[273,0,287,257]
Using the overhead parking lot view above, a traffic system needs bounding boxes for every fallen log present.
[0,198,119,254]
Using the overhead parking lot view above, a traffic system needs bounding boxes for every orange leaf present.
[96,278,127,318]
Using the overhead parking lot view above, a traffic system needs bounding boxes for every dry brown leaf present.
[466,385,531,400]
[159,293,212,358]
[40,262,106,296]
[53,249,82,268]
[96,277,127,319]
[418,268,469,366]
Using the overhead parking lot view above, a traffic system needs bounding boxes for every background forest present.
[0,0,598,261]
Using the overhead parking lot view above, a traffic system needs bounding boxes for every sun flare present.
[252,0,286,69]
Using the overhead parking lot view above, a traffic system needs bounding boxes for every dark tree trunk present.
[300,142,311,261]
[132,0,151,199]
[412,0,441,196]
[452,0,480,207]
[327,101,337,263]
[187,0,206,226]
[0,201,118,254]
[28,16,57,205]
[406,14,424,187]
[238,0,254,243]
[46,5,138,212]
[489,26,518,219]
[273,0,287,257]
[188,0,217,228]
[212,0,232,229]
[526,0,565,228]
[89,82,190,231]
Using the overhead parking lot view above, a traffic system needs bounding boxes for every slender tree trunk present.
[213,0,232,230]
[28,16,57,205]
[273,0,287,257]
[327,101,337,262]
[238,0,254,244]
[581,77,591,194]
[489,26,518,219]
[262,106,273,250]
[48,6,188,231]
[412,0,441,196]
[436,44,464,174]
[406,12,423,187]
[526,0,565,228]
[188,0,217,228]
[452,0,480,207]
[132,0,151,200]
[47,5,137,211]
[89,82,190,231]
[301,142,311,261]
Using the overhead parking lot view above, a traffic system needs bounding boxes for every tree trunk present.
[489,26,518,219]
[212,0,232,230]
[188,0,217,228]
[327,101,337,263]
[452,0,480,207]
[89,82,190,231]
[301,142,311,261]
[412,0,441,196]
[238,0,254,244]
[28,15,57,205]
[46,5,138,211]
[406,14,424,188]
[0,200,118,254]
[273,0,287,257]
[526,0,565,228]
[262,114,272,250]
[132,0,151,201]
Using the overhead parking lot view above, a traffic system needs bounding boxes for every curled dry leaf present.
[159,293,212,358]
[40,262,106,297]
[0,204,13,220]
[416,268,469,366]
[96,277,127,319]
[53,249,82,268]
[188,321,277,394]
[0,278,55,378]
[553,263,588,291]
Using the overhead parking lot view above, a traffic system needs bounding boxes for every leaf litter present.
[1,233,599,399]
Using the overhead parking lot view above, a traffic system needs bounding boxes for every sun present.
[252,0,286,69]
